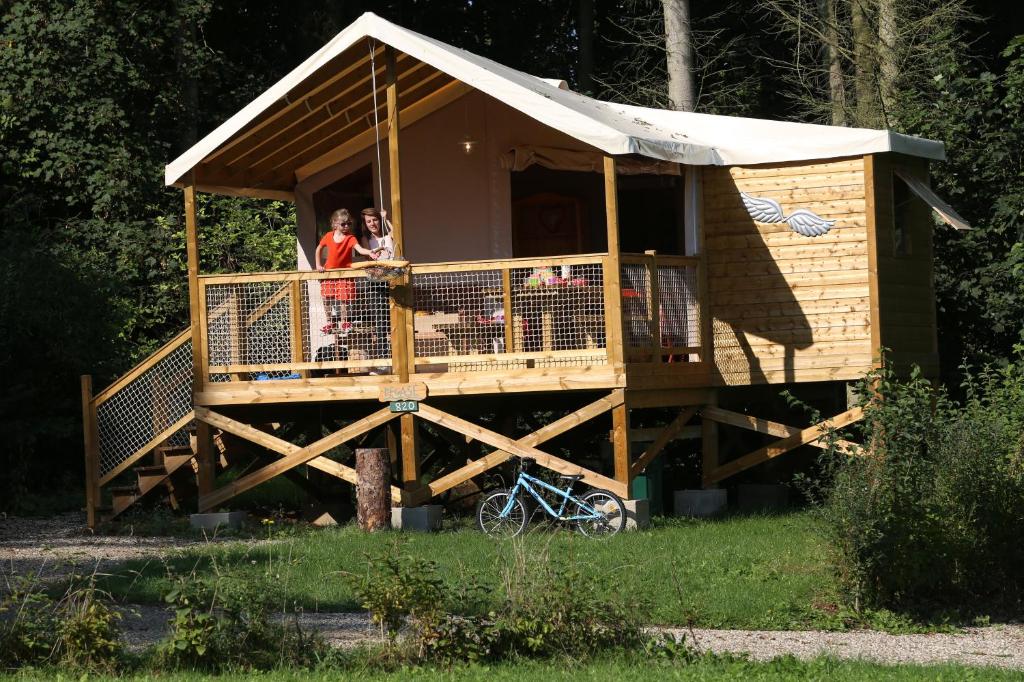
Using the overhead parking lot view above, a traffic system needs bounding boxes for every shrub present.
[158,570,327,671]
[346,540,654,665]
[817,359,1024,615]
[0,573,122,671]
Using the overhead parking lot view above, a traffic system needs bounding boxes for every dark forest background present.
[1,0,1022,510]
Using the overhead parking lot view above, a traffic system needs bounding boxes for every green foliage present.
[816,359,1024,615]
[900,35,1024,373]
[346,540,654,665]
[159,569,327,671]
[0,574,123,671]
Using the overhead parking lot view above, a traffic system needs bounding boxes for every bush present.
[817,359,1024,615]
[158,570,328,671]
[0,574,122,671]
[346,540,654,665]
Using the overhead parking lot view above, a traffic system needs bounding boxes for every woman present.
[360,207,395,260]
[360,207,396,364]
[315,208,380,332]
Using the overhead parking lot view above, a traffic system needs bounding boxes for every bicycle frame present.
[501,470,603,522]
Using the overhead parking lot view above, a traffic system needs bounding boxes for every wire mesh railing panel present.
[412,269,505,364]
[658,265,700,350]
[95,337,194,477]
[510,262,605,354]
[304,276,392,369]
[621,263,653,349]
[205,281,293,368]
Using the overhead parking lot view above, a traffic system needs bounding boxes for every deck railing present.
[194,252,703,381]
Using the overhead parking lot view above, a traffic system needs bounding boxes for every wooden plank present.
[711,312,871,333]
[185,182,204,391]
[864,154,883,367]
[196,419,215,498]
[611,392,630,495]
[706,229,867,253]
[700,406,856,453]
[710,269,868,292]
[80,376,99,528]
[604,157,625,368]
[713,327,871,349]
[198,282,211,381]
[708,242,868,265]
[209,357,393,373]
[92,329,192,407]
[703,185,866,209]
[645,252,661,356]
[712,297,871,319]
[501,268,515,352]
[198,406,397,510]
[631,405,699,476]
[625,388,715,408]
[400,413,419,488]
[386,46,404,255]
[413,253,604,274]
[416,403,627,498]
[705,406,865,485]
[708,256,869,277]
[702,389,719,488]
[195,407,401,503]
[98,411,196,485]
[419,391,622,500]
[714,366,871,386]
[704,172,865,195]
[726,158,863,178]
[711,284,870,307]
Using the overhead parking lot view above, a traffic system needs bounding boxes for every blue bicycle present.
[476,457,626,537]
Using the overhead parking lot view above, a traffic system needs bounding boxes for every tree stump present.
[356,448,391,531]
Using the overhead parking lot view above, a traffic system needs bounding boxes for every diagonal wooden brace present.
[196,405,398,510]
[704,405,865,486]
[415,400,627,499]
[630,405,700,478]
[700,406,858,455]
[410,392,624,504]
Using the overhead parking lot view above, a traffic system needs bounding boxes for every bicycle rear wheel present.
[575,489,626,537]
[476,489,529,537]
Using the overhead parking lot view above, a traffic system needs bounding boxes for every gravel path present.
[3,513,1022,669]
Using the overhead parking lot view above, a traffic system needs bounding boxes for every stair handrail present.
[92,328,192,407]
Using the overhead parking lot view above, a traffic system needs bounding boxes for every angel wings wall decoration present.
[739,192,837,237]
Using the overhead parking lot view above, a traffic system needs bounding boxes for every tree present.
[663,0,696,110]
[759,0,974,127]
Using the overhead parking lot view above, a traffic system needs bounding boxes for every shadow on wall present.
[706,175,814,386]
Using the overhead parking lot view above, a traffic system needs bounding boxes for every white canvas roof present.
[165,12,944,189]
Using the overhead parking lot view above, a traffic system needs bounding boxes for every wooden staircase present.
[105,445,197,520]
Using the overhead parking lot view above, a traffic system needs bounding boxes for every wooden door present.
[512,193,584,257]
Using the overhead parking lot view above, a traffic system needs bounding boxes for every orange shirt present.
[318,232,357,268]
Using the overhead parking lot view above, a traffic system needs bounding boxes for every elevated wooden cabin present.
[80,14,970,525]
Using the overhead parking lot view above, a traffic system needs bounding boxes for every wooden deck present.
[192,251,706,405]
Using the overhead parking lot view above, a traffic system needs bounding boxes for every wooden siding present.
[867,154,940,377]
[703,158,873,386]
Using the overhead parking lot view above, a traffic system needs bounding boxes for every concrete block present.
[737,484,790,513]
[391,505,443,531]
[623,499,650,530]
[674,489,728,518]
[190,511,248,531]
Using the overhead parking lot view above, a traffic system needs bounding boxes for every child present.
[315,208,381,333]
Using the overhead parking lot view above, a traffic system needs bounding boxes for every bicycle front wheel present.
[576,489,626,537]
[476,489,529,537]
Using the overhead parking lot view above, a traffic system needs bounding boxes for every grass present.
[100,511,839,630]
[3,654,1021,680]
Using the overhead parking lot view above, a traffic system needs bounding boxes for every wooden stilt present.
[195,419,215,500]
[400,413,419,488]
[631,405,699,477]
[611,391,631,497]
[701,389,719,488]
[80,376,100,528]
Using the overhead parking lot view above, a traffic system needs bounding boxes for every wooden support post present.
[631,405,699,477]
[356,448,391,531]
[611,390,631,498]
[195,418,215,499]
[603,156,625,368]
[645,250,661,360]
[80,376,100,528]
[289,279,306,377]
[385,45,419,491]
[184,181,204,391]
[702,389,719,488]
[501,268,515,352]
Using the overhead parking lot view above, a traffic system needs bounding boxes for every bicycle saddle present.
[558,474,584,481]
